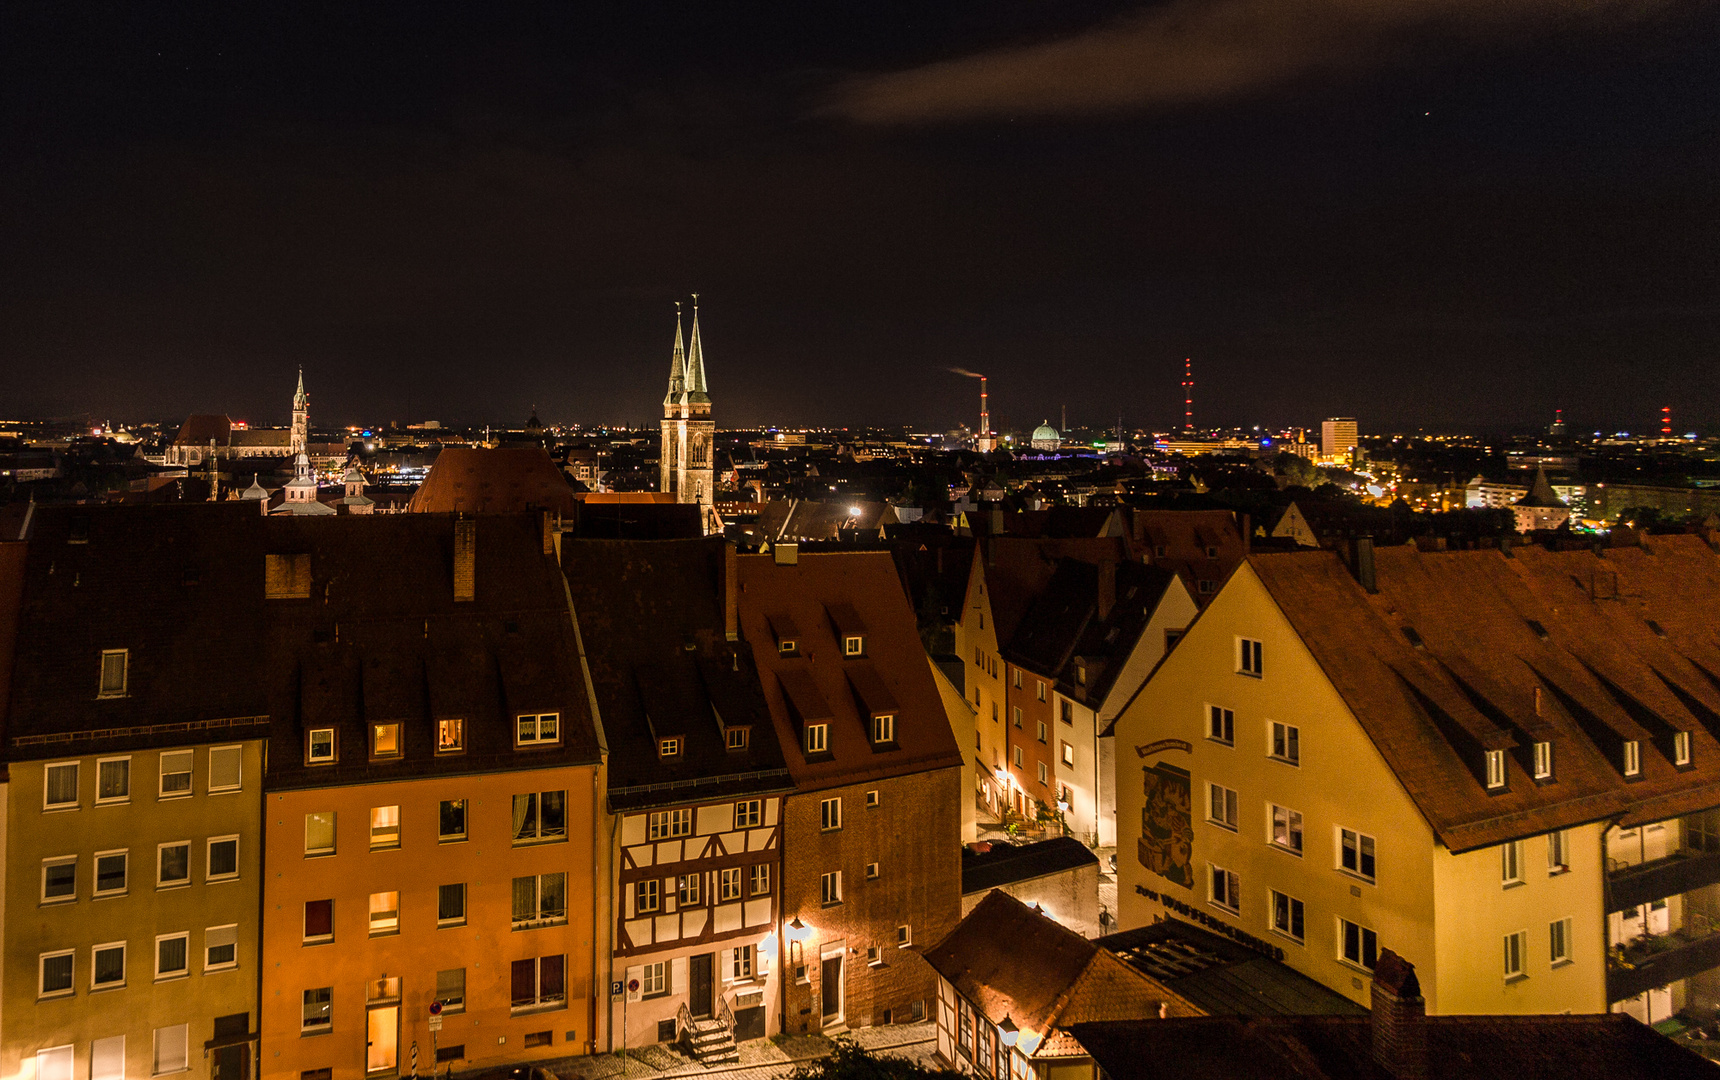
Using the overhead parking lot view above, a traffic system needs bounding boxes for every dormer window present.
[307,729,336,765]
[1675,731,1692,767]
[778,639,798,656]
[805,723,829,756]
[1533,741,1553,781]
[1485,749,1507,790]
[659,737,682,759]
[517,713,560,747]
[370,723,401,760]
[726,728,750,751]
[98,650,128,698]
[1623,740,1642,777]
[844,635,864,657]
[871,714,895,745]
[437,719,464,754]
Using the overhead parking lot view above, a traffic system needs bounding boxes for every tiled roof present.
[982,537,1130,646]
[1002,557,1180,704]
[962,836,1099,895]
[170,414,233,447]
[406,446,579,515]
[737,550,962,790]
[561,539,790,810]
[921,891,1197,1055]
[1250,538,1720,852]
[1069,1013,1720,1080]
[1126,509,1247,608]
[1100,920,1365,1017]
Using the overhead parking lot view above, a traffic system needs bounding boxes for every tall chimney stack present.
[723,540,739,642]
[453,519,476,602]
[1096,560,1117,622]
[1370,950,1427,1080]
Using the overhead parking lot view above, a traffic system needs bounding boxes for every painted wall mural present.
[1138,761,1194,889]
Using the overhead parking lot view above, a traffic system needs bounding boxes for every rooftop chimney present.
[1097,561,1116,622]
[1354,537,1377,594]
[453,519,476,602]
[723,541,739,642]
[1370,950,1426,1080]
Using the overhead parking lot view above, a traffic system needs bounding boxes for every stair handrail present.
[677,1000,693,1044]
[719,990,735,1032]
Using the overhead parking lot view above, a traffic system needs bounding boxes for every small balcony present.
[1607,914,1720,1002]
[1608,848,1720,914]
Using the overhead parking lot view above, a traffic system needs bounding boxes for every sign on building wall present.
[1138,761,1194,889]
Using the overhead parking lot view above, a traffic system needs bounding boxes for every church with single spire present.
[658,298,717,531]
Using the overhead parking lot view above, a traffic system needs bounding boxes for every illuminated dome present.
[1030,422,1060,451]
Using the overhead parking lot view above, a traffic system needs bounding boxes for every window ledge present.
[1266,756,1300,768]
[207,876,240,885]
[302,938,334,947]
[93,891,129,901]
[41,897,77,907]
[1206,821,1237,833]
[511,918,569,932]
[1336,870,1376,886]
[1269,844,1304,858]
[1269,929,1305,947]
[1504,973,1529,985]
[1208,902,1240,918]
[1502,880,1526,891]
[1548,867,1570,877]
[300,1028,333,1039]
[38,991,75,1002]
[94,799,132,808]
[439,837,468,845]
[43,805,80,813]
[304,850,336,859]
[438,920,468,930]
[1551,959,1574,970]
[204,964,238,975]
[510,1001,568,1016]
[157,793,193,802]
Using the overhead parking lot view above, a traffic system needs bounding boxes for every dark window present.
[304,899,333,941]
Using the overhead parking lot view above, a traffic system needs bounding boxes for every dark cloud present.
[832,0,1685,123]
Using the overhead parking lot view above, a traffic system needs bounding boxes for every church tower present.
[290,367,309,457]
[656,297,716,531]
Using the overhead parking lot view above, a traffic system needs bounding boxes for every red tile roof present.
[406,446,579,515]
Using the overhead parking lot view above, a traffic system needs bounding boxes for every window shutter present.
[625,965,644,1003]
[671,956,688,996]
[720,949,734,983]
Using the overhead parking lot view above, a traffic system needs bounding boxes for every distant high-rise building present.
[1321,417,1358,460]
[1548,408,1567,437]
[658,298,716,530]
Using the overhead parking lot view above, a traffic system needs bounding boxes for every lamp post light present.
[999,1015,1019,1048]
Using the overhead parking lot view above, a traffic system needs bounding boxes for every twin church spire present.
[662,296,710,410]
[659,297,716,530]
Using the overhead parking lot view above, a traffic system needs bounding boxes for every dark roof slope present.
[1100,920,1365,1017]
[171,414,233,447]
[406,446,578,515]
[1251,538,1720,852]
[561,539,790,810]
[963,836,1098,894]
[1070,1013,1720,1080]
[262,513,601,790]
[1004,559,1180,705]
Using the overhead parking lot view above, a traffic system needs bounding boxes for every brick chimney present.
[723,540,739,642]
[453,519,476,602]
[1370,950,1426,1080]
[1096,560,1116,622]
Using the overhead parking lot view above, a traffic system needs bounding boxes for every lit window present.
[303,899,334,943]
[1502,840,1524,886]
[1503,929,1527,979]
[206,836,239,881]
[805,723,828,755]
[844,636,864,656]
[735,800,762,828]
[659,737,682,758]
[513,873,568,928]
[42,856,77,903]
[1207,705,1235,745]
[1270,805,1303,855]
[159,750,193,797]
[368,891,400,935]
[720,868,742,900]
[98,650,128,697]
[1549,917,1573,967]
[208,745,242,792]
[96,757,131,804]
[647,807,692,840]
[1238,638,1264,677]
[1013,745,1023,767]
[727,727,750,750]
[634,879,661,914]
[437,718,464,754]
[1036,680,1046,702]
[779,639,797,655]
[512,790,567,844]
[1037,761,1048,784]
[1340,919,1378,971]
[92,942,126,989]
[1207,784,1238,831]
[1623,740,1641,777]
[1062,742,1075,767]
[1547,830,1569,874]
[751,864,771,895]
[872,714,895,744]
[821,797,842,831]
[820,870,843,905]
[1037,720,1047,743]
[516,713,560,746]
[156,933,189,979]
[44,762,79,810]
[304,812,336,856]
[1269,890,1304,943]
[439,883,467,926]
[94,850,128,897]
[1012,706,1022,728]
[1339,828,1376,882]
[204,924,238,971]
[1675,731,1693,767]
[429,799,463,843]
[369,806,400,849]
[1533,741,1553,780]
[370,723,401,760]
[1210,865,1240,913]
[302,987,333,1033]
[641,960,667,996]
[1270,721,1299,765]
[1485,749,1506,790]
[307,728,336,764]
[733,946,754,979]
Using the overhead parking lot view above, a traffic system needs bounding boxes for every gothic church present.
[658,298,716,530]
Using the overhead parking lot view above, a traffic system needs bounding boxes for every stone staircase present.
[684,1018,740,1066]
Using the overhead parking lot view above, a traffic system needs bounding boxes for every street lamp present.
[999,1015,1019,1048]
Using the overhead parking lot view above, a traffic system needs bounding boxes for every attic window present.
[659,737,682,759]
[1485,749,1507,790]
[843,635,865,657]
[1400,627,1425,650]
[871,714,895,745]
[307,729,336,765]
[1533,741,1553,781]
[1206,546,1219,558]
[1526,619,1550,641]
[1623,740,1642,778]
[726,728,750,751]
[1675,731,1692,768]
[437,719,465,754]
[98,649,128,698]
[371,723,401,760]
[1646,620,1667,638]
[778,639,798,656]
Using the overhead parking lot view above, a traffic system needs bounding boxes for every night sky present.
[2,1,1716,433]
